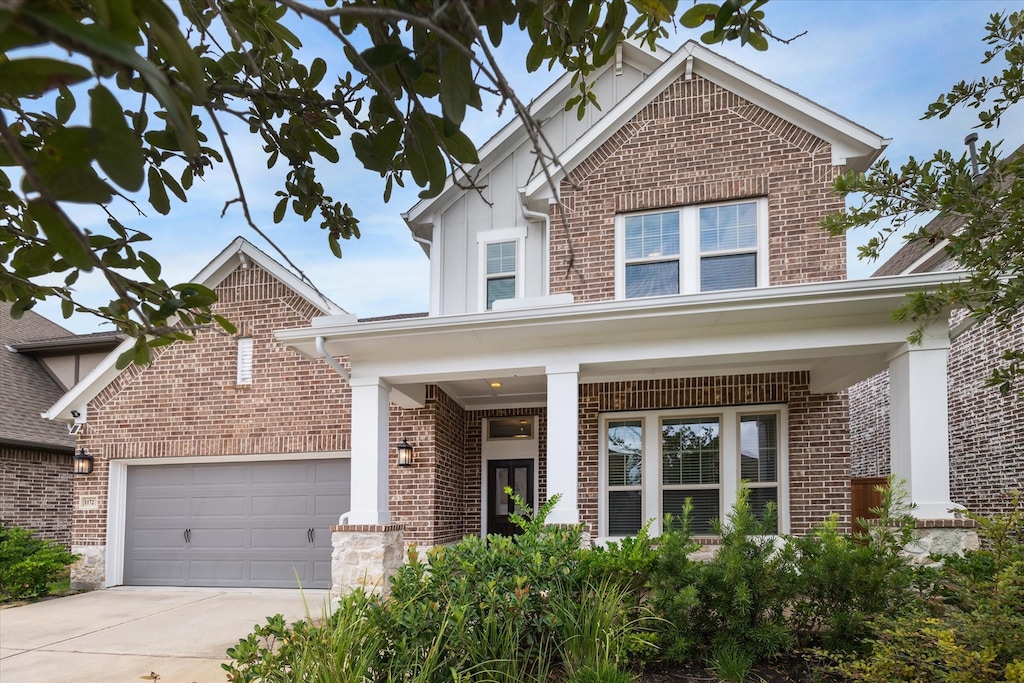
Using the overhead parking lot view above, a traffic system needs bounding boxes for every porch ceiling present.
[276,273,963,409]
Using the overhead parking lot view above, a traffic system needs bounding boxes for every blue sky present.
[37,1,1024,333]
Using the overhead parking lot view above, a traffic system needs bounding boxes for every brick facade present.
[579,373,851,535]
[0,445,73,545]
[72,263,351,549]
[849,311,1024,518]
[550,74,846,301]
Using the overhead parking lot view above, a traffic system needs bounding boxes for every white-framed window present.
[599,405,787,539]
[236,337,253,385]
[477,228,526,311]
[615,198,768,299]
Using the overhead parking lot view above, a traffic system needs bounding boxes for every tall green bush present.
[0,524,78,601]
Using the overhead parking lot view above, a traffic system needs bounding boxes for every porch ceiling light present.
[73,448,94,475]
[489,381,502,388]
[397,439,413,467]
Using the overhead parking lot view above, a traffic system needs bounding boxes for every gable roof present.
[42,236,346,424]
[1,302,76,451]
[522,40,888,201]
[405,40,888,236]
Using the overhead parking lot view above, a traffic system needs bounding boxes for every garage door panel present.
[251,494,310,517]
[251,528,309,549]
[133,496,188,518]
[129,529,187,549]
[192,495,247,516]
[189,528,247,549]
[253,462,312,484]
[124,458,349,589]
[189,559,246,582]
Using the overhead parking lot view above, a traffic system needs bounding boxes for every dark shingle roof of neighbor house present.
[0,302,76,451]
[873,142,1024,277]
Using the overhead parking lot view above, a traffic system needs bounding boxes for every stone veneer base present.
[903,518,980,565]
[70,545,106,590]
[330,524,405,598]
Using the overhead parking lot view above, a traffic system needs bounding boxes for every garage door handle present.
[307,528,314,543]
[184,528,191,543]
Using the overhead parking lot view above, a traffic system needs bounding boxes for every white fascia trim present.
[196,237,346,316]
[104,451,349,587]
[43,335,135,423]
[279,271,967,348]
[523,42,888,200]
[404,42,671,226]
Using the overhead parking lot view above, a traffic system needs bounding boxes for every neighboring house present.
[850,206,1024,519]
[47,40,974,594]
[43,238,352,589]
[1,302,121,544]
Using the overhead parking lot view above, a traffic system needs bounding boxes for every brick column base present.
[903,518,980,565]
[330,524,405,598]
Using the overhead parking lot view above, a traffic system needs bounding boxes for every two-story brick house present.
[275,41,969,592]
[49,40,970,594]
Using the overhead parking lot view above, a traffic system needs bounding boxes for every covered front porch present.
[276,273,965,593]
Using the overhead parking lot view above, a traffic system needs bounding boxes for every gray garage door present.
[124,459,350,588]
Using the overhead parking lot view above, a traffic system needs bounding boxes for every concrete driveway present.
[0,586,331,683]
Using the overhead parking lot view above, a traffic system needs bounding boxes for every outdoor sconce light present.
[73,448,94,475]
[396,439,413,468]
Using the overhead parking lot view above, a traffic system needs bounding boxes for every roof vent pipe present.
[315,336,350,382]
[965,133,980,179]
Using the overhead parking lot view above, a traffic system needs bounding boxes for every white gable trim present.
[522,41,889,201]
[42,236,345,424]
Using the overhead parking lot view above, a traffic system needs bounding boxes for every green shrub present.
[787,478,925,652]
[834,489,1024,682]
[648,488,796,664]
[0,524,78,601]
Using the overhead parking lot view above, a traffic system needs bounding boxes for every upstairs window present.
[477,227,526,311]
[236,337,253,385]
[616,198,767,299]
[486,241,516,309]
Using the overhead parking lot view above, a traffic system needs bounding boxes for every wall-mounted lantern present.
[73,448,94,475]
[396,439,413,468]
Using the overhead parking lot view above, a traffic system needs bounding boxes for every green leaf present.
[134,0,207,100]
[159,169,187,202]
[27,201,94,270]
[631,0,674,22]
[213,314,237,335]
[439,47,474,127]
[273,196,287,223]
[680,3,719,29]
[138,251,162,280]
[568,0,590,42]
[55,86,76,124]
[443,128,479,165]
[0,58,91,97]
[308,57,327,87]
[147,167,170,215]
[328,233,343,258]
[90,85,145,192]
[359,44,412,71]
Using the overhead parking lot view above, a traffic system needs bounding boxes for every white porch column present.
[348,376,391,525]
[546,364,579,525]
[888,329,959,518]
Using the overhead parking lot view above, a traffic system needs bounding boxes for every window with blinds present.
[236,337,253,385]
[600,407,785,538]
[617,198,766,299]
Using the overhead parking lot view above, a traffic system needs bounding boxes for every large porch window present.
[600,406,787,538]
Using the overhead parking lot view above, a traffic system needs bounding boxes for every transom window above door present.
[616,198,768,299]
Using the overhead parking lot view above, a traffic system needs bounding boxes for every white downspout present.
[315,336,350,382]
[519,189,552,296]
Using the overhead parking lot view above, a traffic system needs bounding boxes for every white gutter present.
[519,189,552,296]
[316,335,350,382]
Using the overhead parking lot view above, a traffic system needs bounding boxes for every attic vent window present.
[236,337,253,385]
